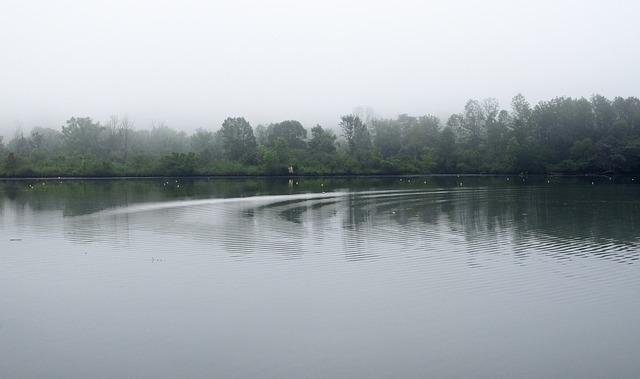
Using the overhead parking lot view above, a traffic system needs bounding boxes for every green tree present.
[569,138,595,171]
[220,117,257,163]
[257,145,280,174]
[461,99,486,148]
[484,119,510,171]
[105,115,134,162]
[308,125,336,154]
[510,93,532,144]
[591,94,615,140]
[7,129,31,156]
[189,128,218,160]
[266,120,307,149]
[61,117,106,157]
[594,137,626,173]
[417,115,441,147]
[396,114,418,136]
[138,122,188,156]
[402,114,440,160]
[340,114,371,152]
[371,118,401,158]
[158,152,197,175]
[254,124,269,146]
[446,113,464,138]
[4,152,20,176]
[435,127,457,172]
[482,98,500,123]
[504,137,521,172]
[29,131,45,149]
[532,97,593,165]
[613,96,640,133]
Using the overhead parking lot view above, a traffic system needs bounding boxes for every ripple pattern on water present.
[3,183,640,379]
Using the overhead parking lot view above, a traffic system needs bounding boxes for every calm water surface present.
[1,176,639,378]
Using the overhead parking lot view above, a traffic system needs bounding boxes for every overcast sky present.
[1,0,639,135]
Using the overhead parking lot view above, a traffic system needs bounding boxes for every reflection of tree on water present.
[0,178,318,217]
[342,194,379,261]
[220,196,343,260]
[279,206,306,224]
[442,185,639,264]
[339,184,640,265]
[64,211,132,245]
[257,198,311,225]
[511,185,640,263]
[3,178,638,264]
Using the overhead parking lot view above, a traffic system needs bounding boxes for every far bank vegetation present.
[2,94,640,177]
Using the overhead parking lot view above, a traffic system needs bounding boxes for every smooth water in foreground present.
[1,176,639,378]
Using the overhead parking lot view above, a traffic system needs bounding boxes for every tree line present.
[1,94,639,177]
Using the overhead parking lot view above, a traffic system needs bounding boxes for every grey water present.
[1,176,639,378]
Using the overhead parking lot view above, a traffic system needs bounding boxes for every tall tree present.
[372,118,401,158]
[352,106,376,127]
[340,114,371,152]
[220,117,257,163]
[402,114,441,160]
[396,114,418,136]
[133,122,188,156]
[105,115,134,162]
[254,124,269,146]
[61,117,106,157]
[510,93,532,143]
[189,128,218,160]
[591,94,615,140]
[461,99,486,148]
[308,125,336,154]
[266,120,307,149]
[482,98,500,123]
[29,127,62,152]
[446,113,464,137]
[435,127,457,172]
[8,129,31,156]
[613,96,640,135]
[418,115,441,146]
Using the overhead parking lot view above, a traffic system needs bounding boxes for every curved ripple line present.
[97,191,350,216]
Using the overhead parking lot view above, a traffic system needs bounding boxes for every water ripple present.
[3,182,640,378]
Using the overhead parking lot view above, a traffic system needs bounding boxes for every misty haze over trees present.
[2,94,640,177]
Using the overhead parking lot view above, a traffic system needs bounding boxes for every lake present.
[1,176,639,378]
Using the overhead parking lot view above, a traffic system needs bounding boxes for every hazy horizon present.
[2,0,639,136]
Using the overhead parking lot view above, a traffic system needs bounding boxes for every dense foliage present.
[2,94,640,177]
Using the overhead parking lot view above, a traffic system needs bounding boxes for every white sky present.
[1,0,639,135]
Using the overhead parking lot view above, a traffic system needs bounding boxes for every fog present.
[1,0,639,135]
